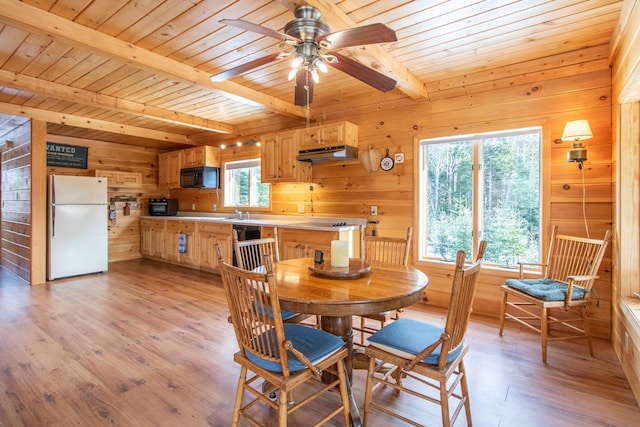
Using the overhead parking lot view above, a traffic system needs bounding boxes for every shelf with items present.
[93,169,142,188]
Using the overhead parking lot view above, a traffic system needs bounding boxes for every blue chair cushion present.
[246,324,344,373]
[505,278,585,301]
[367,318,462,365]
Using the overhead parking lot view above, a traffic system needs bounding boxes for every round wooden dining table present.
[271,257,429,376]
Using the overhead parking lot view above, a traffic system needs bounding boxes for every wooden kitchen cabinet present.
[140,219,153,256]
[197,222,232,272]
[158,150,181,189]
[278,228,360,260]
[298,121,358,150]
[261,130,311,183]
[165,221,197,265]
[159,146,220,189]
[181,146,220,168]
[151,219,167,259]
[93,169,142,188]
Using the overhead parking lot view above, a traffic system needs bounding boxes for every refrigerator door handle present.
[51,205,55,237]
[51,174,56,205]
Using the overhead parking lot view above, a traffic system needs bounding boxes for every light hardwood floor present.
[1,259,638,426]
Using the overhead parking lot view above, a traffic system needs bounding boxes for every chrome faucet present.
[235,209,243,219]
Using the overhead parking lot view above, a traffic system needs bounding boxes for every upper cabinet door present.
[260,130,311,183]
[181,146,220,168]
[299,121,358,150]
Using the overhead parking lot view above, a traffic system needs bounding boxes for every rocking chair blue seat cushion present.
[505,277,585,301]
[247,323,345,373]
[367,318,463,365]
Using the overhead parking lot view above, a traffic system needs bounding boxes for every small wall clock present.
[380,148,394,171]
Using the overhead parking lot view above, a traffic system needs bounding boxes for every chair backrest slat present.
[233,227,280,271]
[362,226,412,266]
[440,240,486,370]
[545,225,611,293]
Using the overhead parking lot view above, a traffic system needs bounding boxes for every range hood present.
[297,145,358,163]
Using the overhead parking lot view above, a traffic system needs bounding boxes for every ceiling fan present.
[210,5,398,106]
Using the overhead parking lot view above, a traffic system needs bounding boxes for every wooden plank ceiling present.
[0,0,624,149]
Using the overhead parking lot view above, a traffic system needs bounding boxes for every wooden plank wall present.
[610,0,640,406]
[0,121,32,282]
[24,42,611,338]
[45,134,166,263]
[212,46,614,337]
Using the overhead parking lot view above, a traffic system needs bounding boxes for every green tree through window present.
[418,127,541,265]
[224,159,270,208]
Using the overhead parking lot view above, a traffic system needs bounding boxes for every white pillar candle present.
[331,240,349,267]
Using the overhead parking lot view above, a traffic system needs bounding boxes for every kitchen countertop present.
[141,213,366,232]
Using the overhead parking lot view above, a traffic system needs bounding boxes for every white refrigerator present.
[47,175,109,280]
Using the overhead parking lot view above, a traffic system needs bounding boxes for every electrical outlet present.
[298,204,305,213]
[212,203,217,211]
[191,203,196,211]
[371,205,378,216]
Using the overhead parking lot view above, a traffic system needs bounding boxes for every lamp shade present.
[561,119,593,141]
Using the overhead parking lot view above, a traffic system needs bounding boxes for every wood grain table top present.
[272,258,428,317]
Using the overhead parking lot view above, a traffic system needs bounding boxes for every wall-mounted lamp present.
[562,119,592,169]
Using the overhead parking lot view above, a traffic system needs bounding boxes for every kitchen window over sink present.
[224,159,270,208]
[417,126,542,267]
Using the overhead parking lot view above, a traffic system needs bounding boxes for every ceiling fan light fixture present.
[291,53,305,68]
[323,54,338,64]
[215,5,398,107]
[313,57,328,73]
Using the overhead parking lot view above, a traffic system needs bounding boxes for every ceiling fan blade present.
[294,70,314,106]
[317,23,397,50]
[210,53,285,82]
[220,19,299,43]
[330,52,396,92]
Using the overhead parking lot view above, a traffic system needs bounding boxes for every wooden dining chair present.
[363,241,486,427]
[215,243,351,427]
[355,226,412,345]
[499,225,611,362]
[232,228,317,326]
[233,227,280,271]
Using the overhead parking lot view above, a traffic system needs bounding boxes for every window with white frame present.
[224,159,270,208]
[418,127,542,266]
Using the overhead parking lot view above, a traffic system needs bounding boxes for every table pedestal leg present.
[320,315,353,379]
[320,315,362,427]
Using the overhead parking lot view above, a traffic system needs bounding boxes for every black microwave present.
[180,166,219,188]
[148,198,178,216]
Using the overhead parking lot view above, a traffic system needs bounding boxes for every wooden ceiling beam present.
[0,70,238,135]
[278,0,429,100]
[0,102,193,145]
[0,0,308,121]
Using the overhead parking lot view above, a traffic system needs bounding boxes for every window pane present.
[224,160,270,208]
[422,140,473,261]
[482,132,540,265]
[419,127,541,266]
